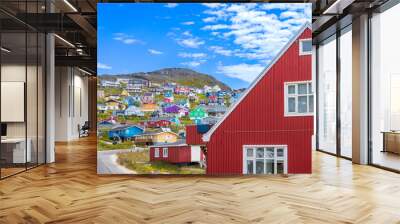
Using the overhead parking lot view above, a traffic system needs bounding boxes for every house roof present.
[139,130,179,136]
[110,125,144,131]
[202,23,311,142]
[151,139,187,147]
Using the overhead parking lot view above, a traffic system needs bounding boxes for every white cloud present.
[209,46,233,56]
[203,17,217,23]
[148,49,163,55]
[181,59,206,67]
[178,52,207,58]
[202,24,230,31]
[122,38,138,44]
[182,31,192,36]
[113,33,142,45]
[97,63,112,70]
[182,21,195,25]
[202,3,226,8]
[177,37,205,48]
[217,63,265,82]
[165,3,178,8]
[200,3,311,62]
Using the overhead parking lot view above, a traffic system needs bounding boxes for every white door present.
[243,145,288,175]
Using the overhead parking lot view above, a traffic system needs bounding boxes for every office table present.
[1,138,31,164]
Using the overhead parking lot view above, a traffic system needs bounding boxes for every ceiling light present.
[54,34,75,48]
[1,47,11,53]
[63,0,78,12]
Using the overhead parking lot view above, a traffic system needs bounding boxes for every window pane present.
[308,83,313,93]
[277,148,284,157]
[277,162,284,174]
[266,160,274,174]
[256,148,264,158]
[266,148,274,158]
[256,160,264,174]
[318,37,337,154]
[302,40,312,52]
[298,84,307,94]
[288,97,296,112]
[247,160,254,174]
[288,85,296,94]
[308,95,314,112]
[298,96,308,113]
[246,148,253,157]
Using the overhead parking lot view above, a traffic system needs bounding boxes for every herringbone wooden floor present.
[1,136,400,223]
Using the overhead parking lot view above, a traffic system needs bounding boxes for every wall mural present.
[97,3,312,174]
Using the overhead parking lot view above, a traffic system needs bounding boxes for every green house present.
[189,107,208,124]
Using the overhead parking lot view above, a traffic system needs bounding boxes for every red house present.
[149,141,205,165]
[140,119,171,128]
[202,24,313,175]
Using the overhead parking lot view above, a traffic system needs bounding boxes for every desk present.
[382,131,400,154]
[1,138,31,164]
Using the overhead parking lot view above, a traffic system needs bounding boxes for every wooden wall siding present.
[186,125,206,145]
[206,28,313,175]
[150,146,192,163]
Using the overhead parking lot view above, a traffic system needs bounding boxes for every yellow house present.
[140,103,158,112]
[121,89,130,97]
[135,131,178,145]
[105,100,125,110]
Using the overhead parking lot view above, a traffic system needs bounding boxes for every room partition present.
[0,0,46,179]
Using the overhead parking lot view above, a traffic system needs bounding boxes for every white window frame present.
[242,145,288,175]
[299,38,312,56]
[154,148,159,158]
[284,81,314,117]
[163,147,168,158]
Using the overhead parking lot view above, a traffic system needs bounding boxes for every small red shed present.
[150,141,205,164]
[202,24,313,175]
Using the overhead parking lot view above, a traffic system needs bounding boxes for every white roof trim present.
[202,23,312,142]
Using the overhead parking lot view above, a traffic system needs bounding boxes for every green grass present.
[97,140,134,151]
[117,151,205,174]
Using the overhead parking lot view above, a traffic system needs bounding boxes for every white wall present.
[55,67,89,141]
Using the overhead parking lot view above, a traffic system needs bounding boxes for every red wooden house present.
[149,141,205,165]
[140,119,171,128]
[202,24,313,175]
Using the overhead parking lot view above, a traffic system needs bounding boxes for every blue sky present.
[98,3,311,89]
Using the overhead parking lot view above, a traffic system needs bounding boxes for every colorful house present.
[135,131,178,145]
[124,105,144,116]
[149,140,205,165]
[189,107,208,124]
[105,99,124,110]
[206,105,227,117]
[97,104,107,113]
[174,86,190,95]
[202,24,313,175]
[140,103,158,112]
[163,105,189,116]
[121,89,129,97]
[163,90,174,103]
[141,92,154,104]
[140,119,171,128]
[108,125,144,141]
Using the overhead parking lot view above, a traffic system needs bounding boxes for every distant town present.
[97,68,245,174]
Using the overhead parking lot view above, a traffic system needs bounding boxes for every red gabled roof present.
[202,23,312,142]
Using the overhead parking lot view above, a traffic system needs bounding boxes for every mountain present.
[99,68,231,90]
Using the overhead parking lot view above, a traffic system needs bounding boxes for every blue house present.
[108,125,144,141]
[124,96,141,106]
[124,105,144,116]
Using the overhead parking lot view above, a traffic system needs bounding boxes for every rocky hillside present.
[99,68,231,90]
